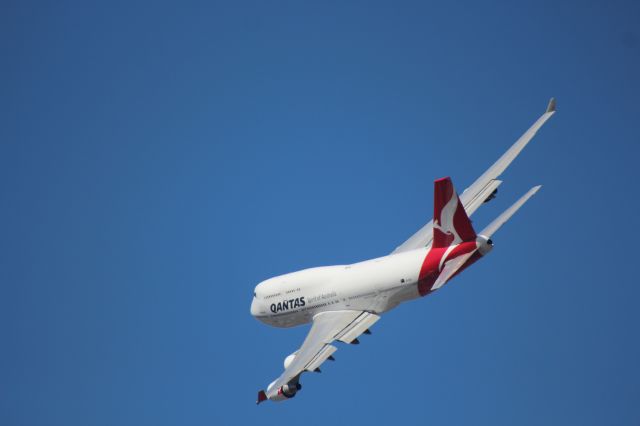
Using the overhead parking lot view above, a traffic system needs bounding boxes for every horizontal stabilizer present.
[480,186,541,238]
[431,250,478,291]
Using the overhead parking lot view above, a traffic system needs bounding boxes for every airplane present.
[251,98,556,404]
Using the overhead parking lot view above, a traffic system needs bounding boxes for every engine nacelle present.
[264,380,302,402]
[283,351,298,369]
[280,382,302,398]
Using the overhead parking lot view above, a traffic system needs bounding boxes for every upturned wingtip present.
[546,97,556,113]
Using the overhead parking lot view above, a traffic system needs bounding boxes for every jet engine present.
[280,382,302,398]
[262,379,303,403]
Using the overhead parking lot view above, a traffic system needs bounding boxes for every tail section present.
[433,177,476,248]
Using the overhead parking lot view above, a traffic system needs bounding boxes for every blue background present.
[2,1,638,424]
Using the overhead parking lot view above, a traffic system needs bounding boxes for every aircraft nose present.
[250,297,259,317]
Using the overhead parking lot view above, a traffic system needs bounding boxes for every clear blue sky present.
[1,1,639,425]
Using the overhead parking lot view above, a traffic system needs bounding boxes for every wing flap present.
[334,312,380,343]
[304,345,337,372]
[463,179,502,217]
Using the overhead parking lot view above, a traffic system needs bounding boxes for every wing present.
[392,98,555,254]
[263,310,379,401]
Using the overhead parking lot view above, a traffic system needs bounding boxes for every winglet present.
[256,390,267,405]
[546,97,556,113]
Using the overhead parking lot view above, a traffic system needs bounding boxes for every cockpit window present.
[253,292,257,298]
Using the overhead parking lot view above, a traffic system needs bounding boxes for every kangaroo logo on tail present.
[432,177,476,248]
[418,177,479,295]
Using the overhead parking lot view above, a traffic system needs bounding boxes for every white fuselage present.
[250,247,429,328]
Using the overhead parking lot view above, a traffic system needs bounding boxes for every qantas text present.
[270,297,306,313]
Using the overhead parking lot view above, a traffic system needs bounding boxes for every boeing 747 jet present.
[251,99,556,404]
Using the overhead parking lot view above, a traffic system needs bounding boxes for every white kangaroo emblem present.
[434,191,463,271]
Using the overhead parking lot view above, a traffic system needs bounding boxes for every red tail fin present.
[433,177,476,248]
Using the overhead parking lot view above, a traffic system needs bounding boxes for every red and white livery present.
[251,99,556,403]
